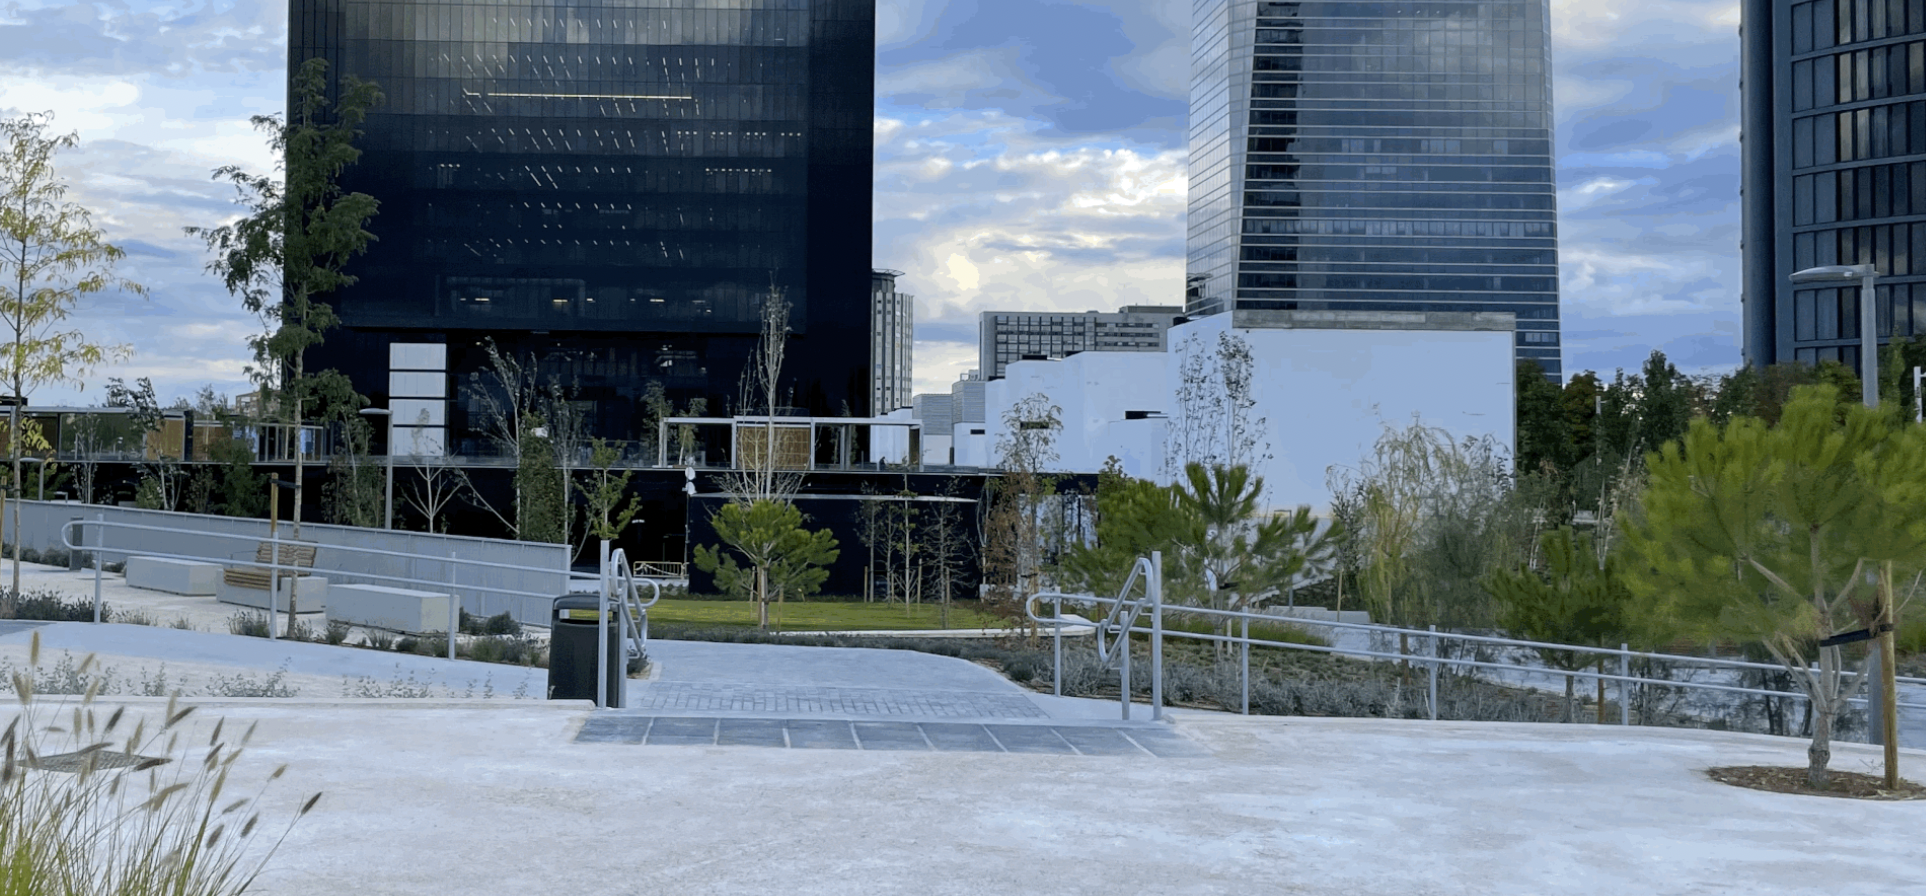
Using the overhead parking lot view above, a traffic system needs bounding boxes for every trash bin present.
[547,592,624,707]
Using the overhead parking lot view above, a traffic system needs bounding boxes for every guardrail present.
[631,560,687,579]
[1029,555,1926,735]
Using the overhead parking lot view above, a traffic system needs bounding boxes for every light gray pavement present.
[3,567,1923,893]
[38,699,1917,896]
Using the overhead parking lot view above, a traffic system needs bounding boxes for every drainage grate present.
[576,716,1210,757]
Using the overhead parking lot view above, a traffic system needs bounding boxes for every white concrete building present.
[962,309,1517,513]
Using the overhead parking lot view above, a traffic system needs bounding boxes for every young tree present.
[578,437,641,546]
[108,377,182,513]
[514,412,567,544]
[1174,463,1335,632]
[982,394,1062,628]
[187,58,382,540]
[400,413,464,533]
[1622,385,1926,787]
[693,500,839,630]
[1484,526,1636,722]
[0,112,144,588]
[919,485,976,628]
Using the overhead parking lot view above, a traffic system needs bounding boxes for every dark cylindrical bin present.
[547,592,623,706]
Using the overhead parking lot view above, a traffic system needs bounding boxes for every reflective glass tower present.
[1743,0,1926,372]
[290,0,874,450]
[1188,0,1562,377]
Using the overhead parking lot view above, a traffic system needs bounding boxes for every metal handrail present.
[1028,551,1165,722]
[1031,566,1926,731]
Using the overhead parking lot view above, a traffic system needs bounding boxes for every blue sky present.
[0,0,1745,404]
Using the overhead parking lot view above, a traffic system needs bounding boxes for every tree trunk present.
[1564,672,1575,724]
[9,400,19,594]
[1808,704,1834,789]
[1596,658,1607,724]
[756,565,769,631]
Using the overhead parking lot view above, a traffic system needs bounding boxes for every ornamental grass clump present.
[0,632,320,895]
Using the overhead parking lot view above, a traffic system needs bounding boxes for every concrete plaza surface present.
[43,701,1910,896]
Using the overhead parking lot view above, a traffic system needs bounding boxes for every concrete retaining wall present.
[15,501,570,626]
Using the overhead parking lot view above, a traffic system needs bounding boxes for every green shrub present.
[458,610,522,637]
[225,612,271,639]
[0,632,320,895]
[323,619,352,645]
[0,589,109,623]
[364,630,396,651]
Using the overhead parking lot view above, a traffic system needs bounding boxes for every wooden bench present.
[217,542,327,611]
[223,542,318,590]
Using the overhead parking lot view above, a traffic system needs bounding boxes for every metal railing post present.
[1119,622,1131,721]
[1428,625,1439,721]
[1619,643,1631,726]
[267,529,279,641]
[447,552,459,661]
[1240,615,1250,716]
[596,539,610,710]
[91,513,103,624]
[1052,593,1063,698]
[1150,551,1163,722]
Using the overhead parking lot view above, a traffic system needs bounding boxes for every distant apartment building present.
[1187,0,1563,377]
[872,270,914,413]
[977,305,1184,379]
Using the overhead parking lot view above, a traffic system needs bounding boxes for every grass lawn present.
[646,599,1007,632]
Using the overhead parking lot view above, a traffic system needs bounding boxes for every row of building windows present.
[1790,100,1925,167]
[1243,190,1555,211]
[1234,297,1559,314]
[1237,273,1556,291]
[1241,244,1554,264]
[336,3,814,49]
[421,160,793,194]
[1790,0,1924,55]
[1791,282,1926,339]
[1241,218,1554,236]
[1246,163,1552,182]
[361,43,814,83]
[1247,112,1547,136]
[1792,221,1926,274]
[1791,40,1924,110]
[1792,160,1926,224]
[424,236,794,270]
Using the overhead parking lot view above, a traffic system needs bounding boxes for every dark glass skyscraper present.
[1743,0,1926,372]
[290,0,874,450]
[1188,0,1562,377]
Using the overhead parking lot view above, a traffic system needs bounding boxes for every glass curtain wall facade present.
[1744,0,1926,371]
[290,0,874,449]
[1187,0,1562,377]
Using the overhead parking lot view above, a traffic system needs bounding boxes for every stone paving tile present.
[717,719,787,748]
[626,682,1045,719]
[643,717,717,746]
[852,722,929,752]
[783,720,859,750]
[983,725,1077,755]
[575,716,1207,758]
[1054,726,1150,757]
[919,722,1004,752]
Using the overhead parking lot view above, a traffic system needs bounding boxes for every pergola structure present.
[656,415,922,471]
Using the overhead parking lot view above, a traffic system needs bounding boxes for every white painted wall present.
[972,315,1515,514]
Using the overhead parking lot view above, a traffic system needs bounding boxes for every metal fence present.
[1029,552,1926,734]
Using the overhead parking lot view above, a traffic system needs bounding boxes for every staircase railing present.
[595,542,663,709]
[1028,551,1164,721]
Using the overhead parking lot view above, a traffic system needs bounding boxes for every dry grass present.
[0,631,320,895]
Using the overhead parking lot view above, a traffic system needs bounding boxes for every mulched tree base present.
[1707,765,1926,800]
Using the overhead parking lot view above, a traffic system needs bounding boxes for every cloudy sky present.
[0,0,1744,405]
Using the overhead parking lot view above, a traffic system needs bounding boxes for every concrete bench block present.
[125,556,220,596]
[327,584,454,635]
[217,576,328,612]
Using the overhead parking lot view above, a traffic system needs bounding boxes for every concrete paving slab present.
[49,699,1916,896]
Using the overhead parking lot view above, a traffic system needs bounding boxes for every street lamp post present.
[1789,264,1879,407]
[1790,263,1893,767]
[359,407,393,529]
